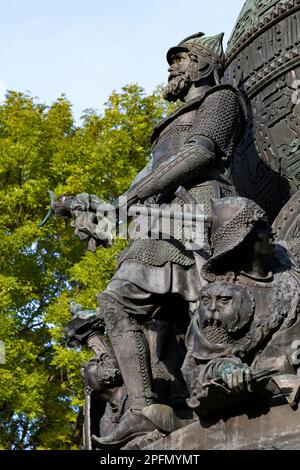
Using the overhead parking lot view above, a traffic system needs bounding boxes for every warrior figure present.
[58,32,246,448]
[182,197,300,413]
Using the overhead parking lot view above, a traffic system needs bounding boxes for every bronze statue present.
[182,197,300,415]
[55,32,247,449]
[92,32,249,449]
[224,0,300,220]
[48,0,300,450]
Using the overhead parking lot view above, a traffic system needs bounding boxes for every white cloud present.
[0,80,7,102]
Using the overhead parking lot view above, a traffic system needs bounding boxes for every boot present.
[94,294,157,447]
[92,409,157,449]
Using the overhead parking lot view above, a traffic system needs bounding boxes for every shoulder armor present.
[151,84,247,143]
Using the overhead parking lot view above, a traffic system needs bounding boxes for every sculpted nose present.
[213,310,221,321]
[208,300,216,312]
[207,301,217,318]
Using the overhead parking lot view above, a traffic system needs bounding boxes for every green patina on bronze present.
[224,0,300,218]
[227,0,281,51]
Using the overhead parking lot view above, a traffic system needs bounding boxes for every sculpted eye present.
[201,297,210,304]
[220,297,231,303]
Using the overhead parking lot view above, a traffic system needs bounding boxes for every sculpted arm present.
[122,135,217,207]
[122,89,243,208]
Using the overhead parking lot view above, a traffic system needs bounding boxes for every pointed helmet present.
[166,32,225,75]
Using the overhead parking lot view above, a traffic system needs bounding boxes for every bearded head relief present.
[197,282,255,346]
[164,32,225,103]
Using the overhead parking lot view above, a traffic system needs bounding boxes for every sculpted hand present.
[219,362,252,392]
[54,193,116,251]
[53,195,73,218]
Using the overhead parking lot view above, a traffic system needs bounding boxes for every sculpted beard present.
[163,68,192,102]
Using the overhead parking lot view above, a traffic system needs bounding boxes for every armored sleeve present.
[121,88,244,206]
[189,88,243,158]
[127,139,215,203]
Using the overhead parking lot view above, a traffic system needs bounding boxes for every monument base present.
[143,403,300,450]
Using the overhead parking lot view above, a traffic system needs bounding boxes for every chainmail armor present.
[152,87,242,170]
[211,202,267,258]
[118,182,218,267]
[203,323,236,345]
[190,89,242,159]
[152,115,196,170]
[118,87,243,268]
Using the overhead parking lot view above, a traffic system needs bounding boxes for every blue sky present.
[0,0,245,121]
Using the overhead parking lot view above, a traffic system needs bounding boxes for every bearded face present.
[197,283,255,337]
[163,51,193,102]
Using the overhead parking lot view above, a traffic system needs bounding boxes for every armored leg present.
[98,292,156,411]
[92,280,160,448]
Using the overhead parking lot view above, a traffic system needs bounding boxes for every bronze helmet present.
[166,32,225,83]
[202,197,269,280]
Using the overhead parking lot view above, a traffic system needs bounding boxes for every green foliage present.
[0,85,172,449]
